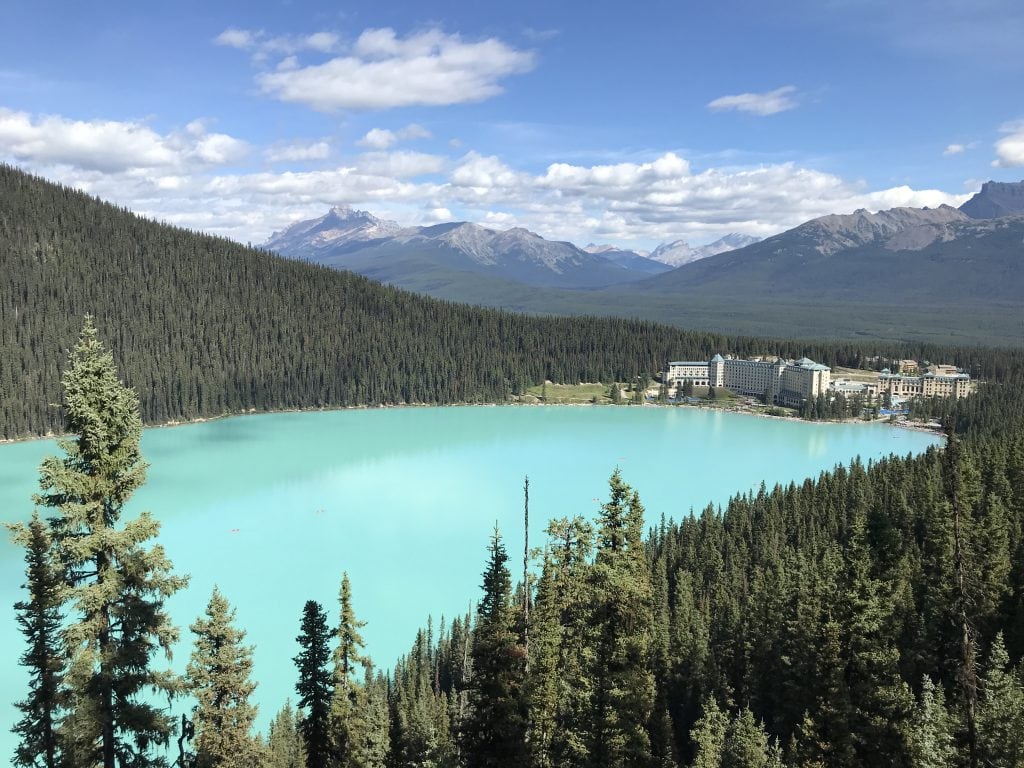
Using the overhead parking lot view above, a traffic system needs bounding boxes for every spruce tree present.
[267,700,307,768]
[976,633,1024,767]
[588,471,655,767]
[529,516,594,768]
[295,601,334,768]
[907,677,955,768]
[9,511,65,768]
[187,587,263,768]
[462,525,528,768]
[331,573,367,767]
[690,697,727,768]
[722,709,771,768]
[34,317,187,768]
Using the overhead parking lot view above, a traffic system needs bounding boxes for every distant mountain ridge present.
[265,208,756,290]
[632,202,1024,305]
[649,233,761,267]
[260,185,1024,346]
[960,180,1024,219]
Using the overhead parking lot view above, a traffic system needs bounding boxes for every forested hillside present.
[11,324,1024,768]
[373,364,1024,767]
[4,164,1018,440]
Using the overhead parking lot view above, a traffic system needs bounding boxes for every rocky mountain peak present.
[960,180,1024,219]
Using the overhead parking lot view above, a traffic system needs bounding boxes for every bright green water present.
[0,406,940,757]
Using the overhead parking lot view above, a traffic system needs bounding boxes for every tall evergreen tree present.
[187,587,263,768]
[689,697,727,768]
[331,573,367,768]
[907,677,955,768]
[34,317,187,768]
[295,601,334,768]
[9,511,65,768]
[722,708,771,768]
[462,526,528,768]
[528,516,595,768]
[588,471,656,767]
[976,633,1024,767]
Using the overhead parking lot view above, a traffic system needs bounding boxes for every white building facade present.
[667,354,831,407]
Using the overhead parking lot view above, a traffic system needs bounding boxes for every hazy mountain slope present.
[583,244,670,275]
[649,233,761,267]
[635,205,1024,304]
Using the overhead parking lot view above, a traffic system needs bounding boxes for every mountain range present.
[265,208,759,290]
[264,181,1024,345]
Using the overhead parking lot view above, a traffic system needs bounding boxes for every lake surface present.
[0,405,941,757]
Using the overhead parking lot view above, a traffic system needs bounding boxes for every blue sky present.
[1,0,1022,248]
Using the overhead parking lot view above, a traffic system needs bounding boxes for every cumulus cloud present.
[357,123,432,150]
[6,107,969,247]
[0,108,247,173]
[944,143,966,155]
[264,140,332,163]
[708,85,800,116]
[254,28,535,111]
[994,121,1024,167]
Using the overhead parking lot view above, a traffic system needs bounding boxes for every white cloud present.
[994,121,1024,167]
[7,107,969,248]
[426,207,453,222]
[357,123,433,149]
[0,108,247,173]
[214,28,341,57]
[943,143,965,156]
[357,128,397,150]
[708,85,800,116]
[355,150,446,178]
[214,28,256,49]
[254,28,535,111]
[264,140,332,163]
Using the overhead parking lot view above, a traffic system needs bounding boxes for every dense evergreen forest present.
[3,163,1022,440]
[5,164,1024,767]
[10,319,1024,767]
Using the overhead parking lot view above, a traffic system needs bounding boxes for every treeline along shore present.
[3,163,1023,441]
[8,314,1024,768]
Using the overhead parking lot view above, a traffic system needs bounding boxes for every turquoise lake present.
[0,405,941,758]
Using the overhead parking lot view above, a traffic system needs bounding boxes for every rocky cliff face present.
[795,205,970,255]
[960,180,1024,219]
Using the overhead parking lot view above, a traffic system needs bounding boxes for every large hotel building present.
[666,354,832,408]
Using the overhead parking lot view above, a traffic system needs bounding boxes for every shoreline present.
[0,396,947,446]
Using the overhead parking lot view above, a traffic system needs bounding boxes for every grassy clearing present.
[524,382,612,403]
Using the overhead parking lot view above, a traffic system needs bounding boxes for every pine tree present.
[296,600,334,768]
[588,471,655,767]
[462,525,528,768]
[267,700,307,768]
[348,667,389,768]
[529,516,595,768]
[34,317,187,768]
[331,573,367,767]
[722,708,771,768]
[976,632,1024,767]
[907,677,955,768]
[9,511,65,768]
[690,697,727,768]
[187,586,263,768]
